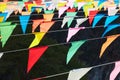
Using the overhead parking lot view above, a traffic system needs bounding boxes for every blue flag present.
[19,15,30,33]
[92,14,105,28]
[98,0,106,6]
[0,12,8,22]
[102,24,120,37]
[105,16,119,27]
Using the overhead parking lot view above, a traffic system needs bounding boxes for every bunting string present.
[32,60,118,80]
[0,33,119,54]
[2,8,120,18]
[5,14,120,23]
[0,24,112,39]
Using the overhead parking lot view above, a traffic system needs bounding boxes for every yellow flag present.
[100,35,119,58]
[0,17,4,22]
[0,3,6,12]
[83,3,94,17]
[28,4,36,12]
[29,32,45,48]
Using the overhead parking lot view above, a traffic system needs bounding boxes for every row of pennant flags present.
[0,0,120,80]
[0,9,120,47]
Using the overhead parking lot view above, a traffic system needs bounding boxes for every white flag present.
[67,67,92,80]
[0,53,3,59]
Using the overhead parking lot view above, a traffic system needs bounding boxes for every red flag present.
[24,2,33,11]
[89,10,98,25]
[67,8,76,12]
[34,0,42,5]
[27,46,48,73]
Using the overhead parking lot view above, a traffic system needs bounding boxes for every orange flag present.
[27,46,48,73]
[100,35,119,58]
[43,14,54,21]
[32,19,44,32]
[40,21,55,32]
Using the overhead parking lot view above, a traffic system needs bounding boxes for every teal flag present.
[67,40,86,64]
[67,12,77,28]
[44,10,54,14]
[0,24,17,47]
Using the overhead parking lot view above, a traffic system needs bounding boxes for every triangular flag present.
[24,2,33,11]
[105,16,119,27]
[67,40,86,64]
[0,24,17,47]
[0,3,6,12]
[32,19,44,32]
[78,2,86,10]
[59,6,68,18]
[83,3,94,17]
[0,17,4,22]
[27,46,48,73]
[67,12,77,28]
[67,8,76,12]
[43,14,54,21]
[40,21,55,32]
[45,2,52,8]
[100,35,119,58]
[44,10,54,14]
[48,3,56,10]
[5,10,13,20]
[67,27,85,42]
[102,24,120,37]
[108,8,118,16]
[67,67,92,80]
[0,53,3,59]
[89,10,99,25]
[29,32,45,48]
[19,15,30,33]
[98,0,106,6]
[92,14,105,28]
[66,2,74,9]
[110,61,120,80]
[76,18,88,26]
[34,0,42,5]
[28,4,36,12]
[61,17,70,28]
[0,12,8,22]
[0,22,11,26]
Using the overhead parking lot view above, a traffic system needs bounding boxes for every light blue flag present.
[45,2,52,7]
[98,0,106,6]
[105,16,119,27]
[67,12,77,28]
[0,12,8,22]
[102,24,120,37]
[67,40,86,64]
[19,15,30,33]
[92,14,105,28]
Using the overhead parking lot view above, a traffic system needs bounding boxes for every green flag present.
[0,22,11,26]
[67,40,86,64]
[0,24,17,47]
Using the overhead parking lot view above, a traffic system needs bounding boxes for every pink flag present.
[59,6,68,18]
[110,61,120,80]
[66,27,85,42]
[66,2,74,9]
[78,2,85,10]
